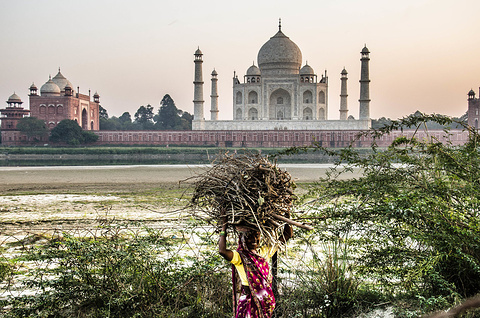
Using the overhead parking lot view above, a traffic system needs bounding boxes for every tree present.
[118,112,134,130]
[134,105,154,129]
[49,119,98,145]
[284,114,480,311]
[99,105,108,120]
[16,117,49,141]
[156,94,192,130]
[82,131,99,143]
[100,116,122,130]
[119,112,132,125]
[180,112,193,130]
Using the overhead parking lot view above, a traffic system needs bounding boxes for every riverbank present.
[0,164,361,193]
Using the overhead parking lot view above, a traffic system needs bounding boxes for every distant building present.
[29,69,100,131]
[0,69,100,145]
[0,93,30,144]
[192,22,371,131]
[468,88,480,129]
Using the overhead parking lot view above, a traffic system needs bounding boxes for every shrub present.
[283,114,480,314]
[2,229,232,318]
[280,236,360,317]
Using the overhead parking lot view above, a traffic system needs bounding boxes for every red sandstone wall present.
[1,128,469,147]
[93,129,469,148]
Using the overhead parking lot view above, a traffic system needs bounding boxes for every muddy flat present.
[0,164,361,241]
[0,164,360,193]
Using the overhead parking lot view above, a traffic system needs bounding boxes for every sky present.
[1,0,479,121]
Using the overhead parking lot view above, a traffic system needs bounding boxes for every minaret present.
[339,68,348,120]
[29,83,38,96]
[359,45,371,120]
[467,89,478,129]
[210,69,219,121]
[193,48,205,125]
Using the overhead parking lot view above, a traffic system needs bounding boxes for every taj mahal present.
[192,21,372,131]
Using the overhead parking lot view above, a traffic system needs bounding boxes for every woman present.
[218,218,292,318]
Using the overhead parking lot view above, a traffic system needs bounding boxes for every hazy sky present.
[1,0,479,120]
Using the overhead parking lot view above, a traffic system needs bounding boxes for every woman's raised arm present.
[218,215,233,261]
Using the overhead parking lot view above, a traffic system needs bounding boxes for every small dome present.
[93,91,99,98]
[52,69,73,91]
[300,64,315,75]
[211,69,218,76]
[341,68,348,75]
[195,48,203,55]
[40,77,61,95]
[30,83,37,90]
[246,64,261,76]
[468,89,475,95]
[257,28,302,76]
[361,46,370,54]
[7,93,22,104]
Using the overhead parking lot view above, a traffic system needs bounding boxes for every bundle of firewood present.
[186,153,310,245]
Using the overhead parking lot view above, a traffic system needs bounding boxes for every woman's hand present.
[218,210,233,261]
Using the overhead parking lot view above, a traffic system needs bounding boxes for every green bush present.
[2,229,232,318]
[0,259,13,284]
[279,237,361,317]
[285,114,480,315]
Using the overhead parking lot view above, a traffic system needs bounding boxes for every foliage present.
[119,112,132,124]
[156,94,193,130]
[280,236,361,318]
[99,105,112,130]
[0,259,14,284]
[99,105,109,120]
[16,117,49,141]
[49,119,98,145]
[283,113,480,314]
[134,104,155,129]
[100,112,136,130]
[2,228,232,318]
[82,130,100,143]
[99,97,192,131]
[371,111,467,130]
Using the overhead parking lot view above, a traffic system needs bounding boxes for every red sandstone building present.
[0,93,30,144]
[1,69,100,145]
[29,70,100,130]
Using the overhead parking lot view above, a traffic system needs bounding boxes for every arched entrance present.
[248,91,258,104]
[269,89,291,120]
[303,107,313,120]
[236,108,242,120]
[248,107,258,120]
[318,108,325,120]
[303,90,313,104]
[82,108,88,129]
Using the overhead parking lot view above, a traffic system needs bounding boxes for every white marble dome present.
[257,29,302,76]
[40,77,61,95]
[246,64,261,76]
[300,64,315,75]
[52,70,73,91]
